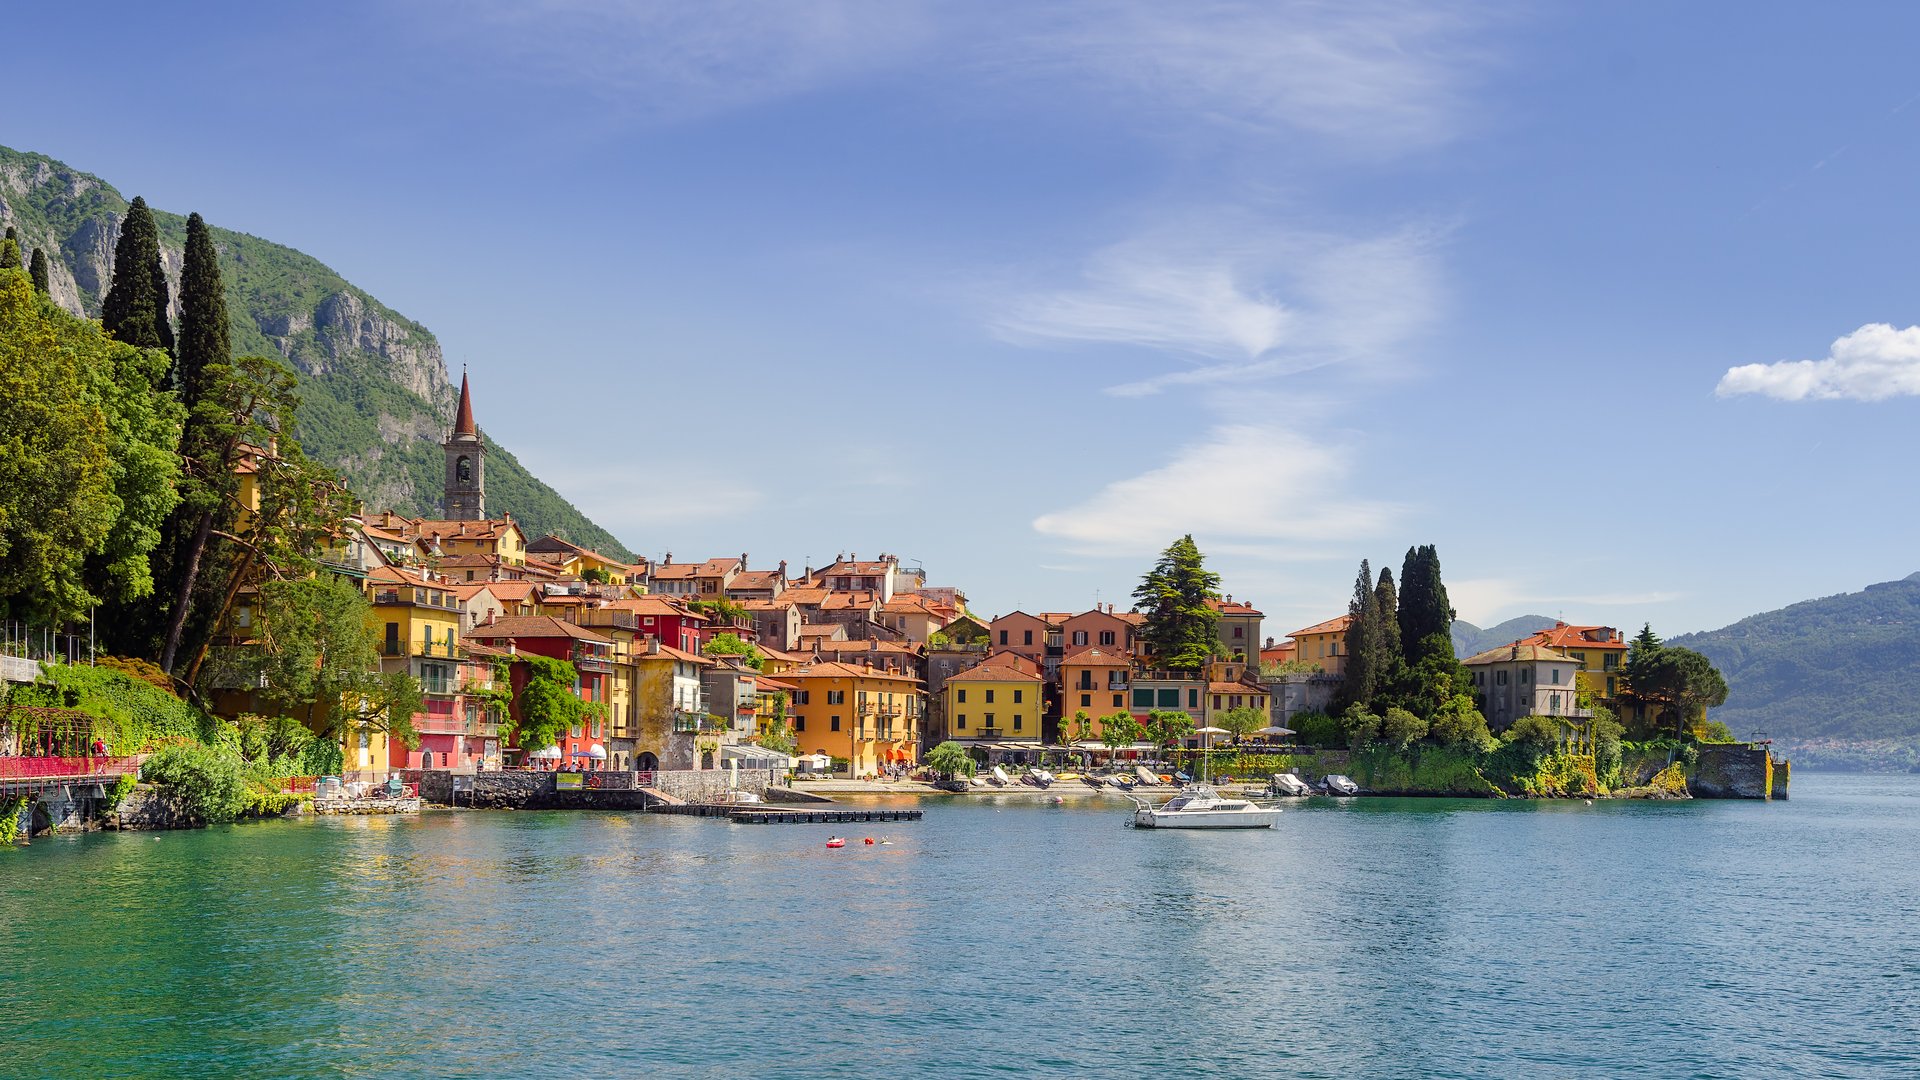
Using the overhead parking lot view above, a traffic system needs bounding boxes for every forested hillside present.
[0,144,631,559]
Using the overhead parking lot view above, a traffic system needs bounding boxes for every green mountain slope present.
[0,144,632,560]
[1668,574,1920,755]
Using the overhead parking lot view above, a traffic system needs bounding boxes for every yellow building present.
[1508,623,1629,702]
[1288,614,1352,677]
[410,515,529,565]
[784,660,922,777]
[944,652,1044,745]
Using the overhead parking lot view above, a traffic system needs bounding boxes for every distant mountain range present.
[1451,615,1560,658]
[1669,573,1920,761]
[0,144,633,560]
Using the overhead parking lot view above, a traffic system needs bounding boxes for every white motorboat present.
[990,766,1011,786]
[1268,772,1314,797]
[1324,774,1360,796]
[1134,765,1162,787]
[1131,783,1281,829]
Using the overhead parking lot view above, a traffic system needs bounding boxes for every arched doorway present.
[700,750,715,770]
[637,752,659,771]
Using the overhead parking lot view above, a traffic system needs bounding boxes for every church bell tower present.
[443,370,485,520]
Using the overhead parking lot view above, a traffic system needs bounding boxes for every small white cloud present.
[1031,424,1400,556]
[1718,323,1920,402]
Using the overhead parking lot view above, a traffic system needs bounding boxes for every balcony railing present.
[383,640,461,659]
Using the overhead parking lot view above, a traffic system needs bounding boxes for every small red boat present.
[825,837,846,848]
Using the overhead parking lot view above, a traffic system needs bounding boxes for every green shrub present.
[141,743,248,823]
[101,774,137,813]
[0,795,25,845]
[1293,711,1342,748]
[19,663,210,751]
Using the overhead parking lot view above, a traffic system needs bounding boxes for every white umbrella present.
[587,744,607,760]
[1194,726,1230,735]
[531,745,562,760]
[1257,725,1296,736]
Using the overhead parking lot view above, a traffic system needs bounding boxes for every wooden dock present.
[649,803,922,824]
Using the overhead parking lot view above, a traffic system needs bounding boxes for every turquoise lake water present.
[3,774,1917,1078]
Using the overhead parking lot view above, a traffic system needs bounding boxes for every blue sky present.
[12,2,1920,636]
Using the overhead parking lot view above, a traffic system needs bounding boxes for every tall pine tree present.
[175,212,229,406]
[28,248,49,294]
[1341,559,1382,708]
[1132,534,1222,671]
[100,196,175,353]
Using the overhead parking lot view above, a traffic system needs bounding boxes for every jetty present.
[650,803,923,824]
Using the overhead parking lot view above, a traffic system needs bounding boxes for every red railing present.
[0,755,142,781]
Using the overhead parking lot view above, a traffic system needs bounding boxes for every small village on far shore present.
[0,365,1781,837]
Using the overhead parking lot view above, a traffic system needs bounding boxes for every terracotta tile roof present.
[651,557,741,580]
[1289,614,1353,637]
[727,570,784,592]
[783,660,919,684]
[797,625,847,639]
[357,522,412,545]
[879,593,944,615]
[476,582,538,601]
[946,654,1044,683]
[755,675,801,692]
[1116,611,1147,625]
[1462,644,1577,666]
[1061,646,1130,668]
[819,592,878,611]
[1259,642,1297,663]
[1512,623,1627,652]
[636,641,713,665]
[778,587,830,606]
[1208,598,1265,617]
[408,518,524,543]
[1208,681,1266,694]
[465,616,614,643]
[603,596,707,620]
[736,598,792,611]
[463,641,510,659]
[759,644,809,663]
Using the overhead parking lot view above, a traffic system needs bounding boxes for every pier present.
[650,804,923,824]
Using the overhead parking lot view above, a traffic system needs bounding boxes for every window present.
[831,716,841,731]
[236,606,252,628]
[1330,641,1341,656]
[985,689,995,703]
[1023,630,1033,646]
[957,715,967,730]
[1549,693,1562,715]
[827,690,846,705]
[1081,694,1091,708]
[1156,688,1179,708]
[999,630,1009,645]
[1187,688,1199,709]
[1113,694,1123,708]
[956,689,967,703]
[793,690,810,705]
[1606,676,1617,696]
[985,712,996,729]
[794,717,805,731]
[1520,669,1531,684]
[1496,671,1508,686]
[1013,689,1023,703]
[1100,630,1115,646]
[1072,631,1088,646]
[1013,715,1023,730]
[1552,668,1562,685]
[1213,696,1222,710]
[1233,627,1244,639]
[1077,671,1092,690]
[1133,689,1153,709]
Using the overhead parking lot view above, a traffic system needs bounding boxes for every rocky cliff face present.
[0,143,633,559]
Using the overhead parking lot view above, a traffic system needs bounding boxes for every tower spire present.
[453,366,477,437]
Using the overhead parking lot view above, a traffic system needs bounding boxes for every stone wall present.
[1264,673,1342,726]
[1691,744,1776,800]
[107,785,203,830]
[415,769,773,810]
[1770,757,1791,800]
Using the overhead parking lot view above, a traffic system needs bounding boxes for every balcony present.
[383,640,461,659]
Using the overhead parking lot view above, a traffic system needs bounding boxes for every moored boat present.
[1324,774,1359,796]
[1131,784,1281,829]
[1268,773,1314,798]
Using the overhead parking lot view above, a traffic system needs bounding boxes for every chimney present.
[1265,636,1275,649]
[778,560,788,576]
[863,658,874,672]
[266,435,278,458]
[647,635,660,655]
[663,552,672,565]
[741,552,749,567]
[509,642,517,656]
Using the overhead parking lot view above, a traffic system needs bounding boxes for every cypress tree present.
[0,236,19,270]
[1342,559,1381,708]
[1375,567,1402,663]
[101,196,174,353]
[1398,544,1458,665]
[175,212,229,406]
[28,248,49,295]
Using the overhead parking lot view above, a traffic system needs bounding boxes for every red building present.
[466,616,616,768]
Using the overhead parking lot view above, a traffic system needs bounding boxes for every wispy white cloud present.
[1031,424,1401,557]
[1022,0,1491,155]
[411,0,930,120]
[994,216,1444,394]
[1717,323,1920,402]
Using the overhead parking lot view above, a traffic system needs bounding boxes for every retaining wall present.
[416,769,772,810]
[1691,744,1776,800]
